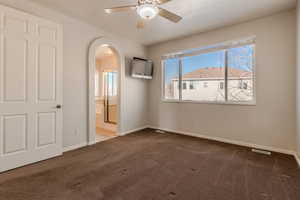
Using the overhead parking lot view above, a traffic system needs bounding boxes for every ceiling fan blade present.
[158,8,182,23]
[137,20,145,29]
[105,5,137,14]
[157,0,173,5]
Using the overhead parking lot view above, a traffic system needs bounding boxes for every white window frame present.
[161,37,256,106]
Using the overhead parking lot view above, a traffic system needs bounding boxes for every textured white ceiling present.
[29,0,296,45]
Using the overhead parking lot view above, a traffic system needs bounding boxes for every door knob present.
[56,105,62,109]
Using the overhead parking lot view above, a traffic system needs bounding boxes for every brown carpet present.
[0,129,299,200]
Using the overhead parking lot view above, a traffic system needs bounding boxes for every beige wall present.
[148,10,297,152]
[0,0,148,148]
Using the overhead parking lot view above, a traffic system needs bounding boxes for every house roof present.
[178,67,252,80]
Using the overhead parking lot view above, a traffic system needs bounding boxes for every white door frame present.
[88,37,124,145]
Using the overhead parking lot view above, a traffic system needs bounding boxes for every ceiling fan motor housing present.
[138,0,159,6]
[105,0,182,28]
[137,1,159,20]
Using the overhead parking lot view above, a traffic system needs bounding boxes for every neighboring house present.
[166,67,253,102]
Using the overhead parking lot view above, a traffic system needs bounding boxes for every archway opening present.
[94,45,119,142]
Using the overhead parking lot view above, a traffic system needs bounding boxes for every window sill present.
[161,99,256,106]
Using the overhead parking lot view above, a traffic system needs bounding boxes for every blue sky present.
[182,50,224,74]
[164,45,253,83]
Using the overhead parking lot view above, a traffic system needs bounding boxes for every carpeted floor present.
[0,129,299,200]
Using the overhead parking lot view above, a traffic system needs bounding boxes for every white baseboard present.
[63,142,88,153]
[294,153,300,167]
[120,125,149,136]
[149,126,295,156]
[88,141,96,146]
[63,126,148,153]
[62,126,300,167]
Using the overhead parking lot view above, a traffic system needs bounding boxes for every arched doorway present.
[88,38,124,145]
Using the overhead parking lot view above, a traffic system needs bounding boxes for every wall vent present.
[155,129,166,134]
[251,149,271,155]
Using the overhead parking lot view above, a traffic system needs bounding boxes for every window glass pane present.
[164,58,180,100]
[181,51,225,101]
[227,45,254,102]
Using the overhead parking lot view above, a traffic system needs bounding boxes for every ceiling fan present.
[104,0,182,28]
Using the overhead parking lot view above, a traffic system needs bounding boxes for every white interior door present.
[0,5,63,172]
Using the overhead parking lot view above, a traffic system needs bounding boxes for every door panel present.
[3,37,27,102]
[3,114,27,154]
[38,44,56,101]
[37,112,56,147]
[39,26,57,41]
[0,4,63,172]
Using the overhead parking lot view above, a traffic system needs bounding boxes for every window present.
[203,82,208,88]
[190,81,195,90]
[180,51,225,101]
[163,58,180,100]
[182,82,187,90]
[239,81,248,90]
[219,82,224,90]
[162,38,255,104]
[238,80,243,89]
[227,45,254,102]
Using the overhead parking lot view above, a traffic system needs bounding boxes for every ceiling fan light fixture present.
[137,4,159,20]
